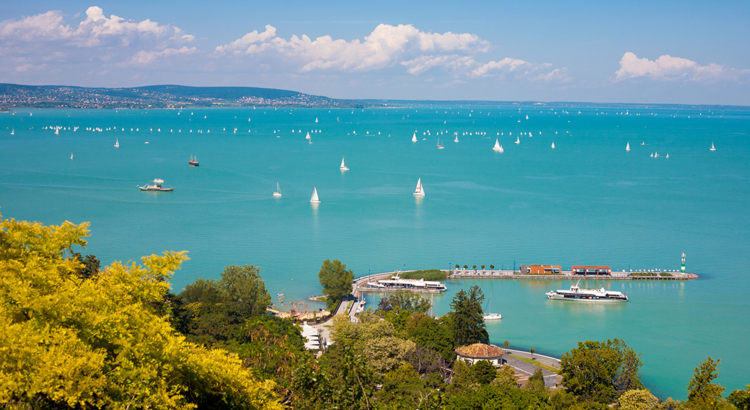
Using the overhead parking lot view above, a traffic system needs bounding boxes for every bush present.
[399,269,448,281]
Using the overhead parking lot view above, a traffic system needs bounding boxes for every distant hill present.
[0,83,373,109]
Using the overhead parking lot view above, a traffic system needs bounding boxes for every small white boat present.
[492,139,503,152]
[454,135,459,143]
[437,138,444,149]
[710,142,716,151]
[483,293,502,320]
[306,132,311,140]
[10,129,14,135]
[525,115,529,120]
[273,182,282,198]
[340,156,349,171]
[70,153,73,160]
[315,118,319,123]
[666,153,669,158]
[114,138,119,148]
[310,187,321,204]
[626,142,630,151]
[515,136,520,144]
[650,153,654,157]
[641,141,645,145]
[551,142,555,149]
[412,132,418,142]
[413,178,425,197]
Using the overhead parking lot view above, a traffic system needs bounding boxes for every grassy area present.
[631,272,658,277]
[398,269,448,281]
[509,355,560,373]
[660,273,673,277]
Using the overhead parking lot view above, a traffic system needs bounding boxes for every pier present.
[448,269,698,281]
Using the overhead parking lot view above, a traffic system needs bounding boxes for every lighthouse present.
[681,252,686,273]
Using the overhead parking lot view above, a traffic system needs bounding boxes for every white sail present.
[273,182,282,197]
[412,132,417,142]
[315,118,319,123]
[515,136,520,144]
[454,135,459,143]
[340,156,349,171]
[551,142,555,149]
[492,139,503,152]
[10,129,14,135]
[70,153,73,160]
[115,138,119,148]
[310,187,321,203]
[306,132,311,140]
[626,142,630,151]
[413,178,425,197]
[710,142,716,151]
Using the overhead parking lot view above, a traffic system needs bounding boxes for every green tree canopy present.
[728,384,750,410]
[449,285,489,346]
[687,357,731,409]
[0,214,280,409]
[317,259,354,309]
[618,389,659,410]
[559,339,643,404]
[472,360,498,385]
[377,290,432,314]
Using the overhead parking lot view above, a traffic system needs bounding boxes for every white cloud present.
[471,57,532,77]
[215,24,491,73]
[615,52,749,82]
[128,46,197,65]
[0,7,194,68]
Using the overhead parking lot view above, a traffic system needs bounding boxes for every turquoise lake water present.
[1,105,748,399]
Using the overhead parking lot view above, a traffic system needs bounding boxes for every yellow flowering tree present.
[0,214,281,409]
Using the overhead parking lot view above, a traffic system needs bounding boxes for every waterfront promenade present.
[448,269,698,281]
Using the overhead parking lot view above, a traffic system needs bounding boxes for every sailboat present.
[273,183,282,197]
[483,293,502,320]
[525,115,529,120]
[315,118,319,123]
[626,142,630,151]
[70,153,73,160]
[437,138,444,149]
[114,138,119,148]
[188,155,199,167]
[412,132,418,142]
[10,129,14,135]
[306,132,311,140]
[55,127,59,135]
[515,136,520,144]
[551,142,555,149]
[710,142,716,151]
[340,156,349,171]
[310,187,321,204]
[413,178,425,197]
[492,139,503,152]
[454,134,459,143]
[666,153,669,158]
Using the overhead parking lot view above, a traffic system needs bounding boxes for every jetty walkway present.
[449,269,698,281]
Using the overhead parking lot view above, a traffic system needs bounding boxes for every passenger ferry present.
[546,282,628,302]
[365,272,446,293]
[139,179,174,192]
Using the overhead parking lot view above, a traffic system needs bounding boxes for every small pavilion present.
[455,343,506,366]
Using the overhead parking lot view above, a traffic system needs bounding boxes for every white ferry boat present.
[366,272,446,293]
[139,179,174,192]
[546,282,628,302]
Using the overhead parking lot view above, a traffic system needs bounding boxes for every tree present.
[318,259,354,309]
[503,340,511,349]
[618,389,659,410]
[481,265,485,270]
[405,313,455,362]
[526,368,546,392]
[728,384,750,410]
[377,290,431,314]
[463,265,468,269]
[473,265,477,270]
[490,265,494,270]
[0,213,280,409]
[472,360,498,385]
[455,264,460,269]
[490,365,517,388]
[530,347,536,358]
[559,339,643,404]
[72,252,101,279]
[449,285,488,346]
[687,357,729,409]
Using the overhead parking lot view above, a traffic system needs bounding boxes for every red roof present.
[455,343,505,358]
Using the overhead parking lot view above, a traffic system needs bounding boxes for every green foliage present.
[687,357,731,409]
[560,338,643,404]
[728,384,750,410]
[530,347,536,356]
[503,340,511,349]
[291,342,376,409]
[449,285,489,346]
[491,365,517,389]
[318,259,354,309]
[444,384,552,410]
[399,269,448,281]
[378,363,444,409]
[472,360,498,385]
[618,389,658,410]
[72,251,101,279]
[490,265,495,270]
[0,214,280,409]
[452,360,474,389]
[404,312,456,362]
[178,265,272,344]
[377,290,432,314]
[526,368,546,392]
[463,265,468,269]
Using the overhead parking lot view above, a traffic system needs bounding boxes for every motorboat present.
[139,179,174,192]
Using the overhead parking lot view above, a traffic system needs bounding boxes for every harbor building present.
[521,264,562,274]
[455,343,506,366]
[571,266,612,276]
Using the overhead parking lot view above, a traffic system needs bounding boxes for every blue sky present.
[2,0,749,104]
